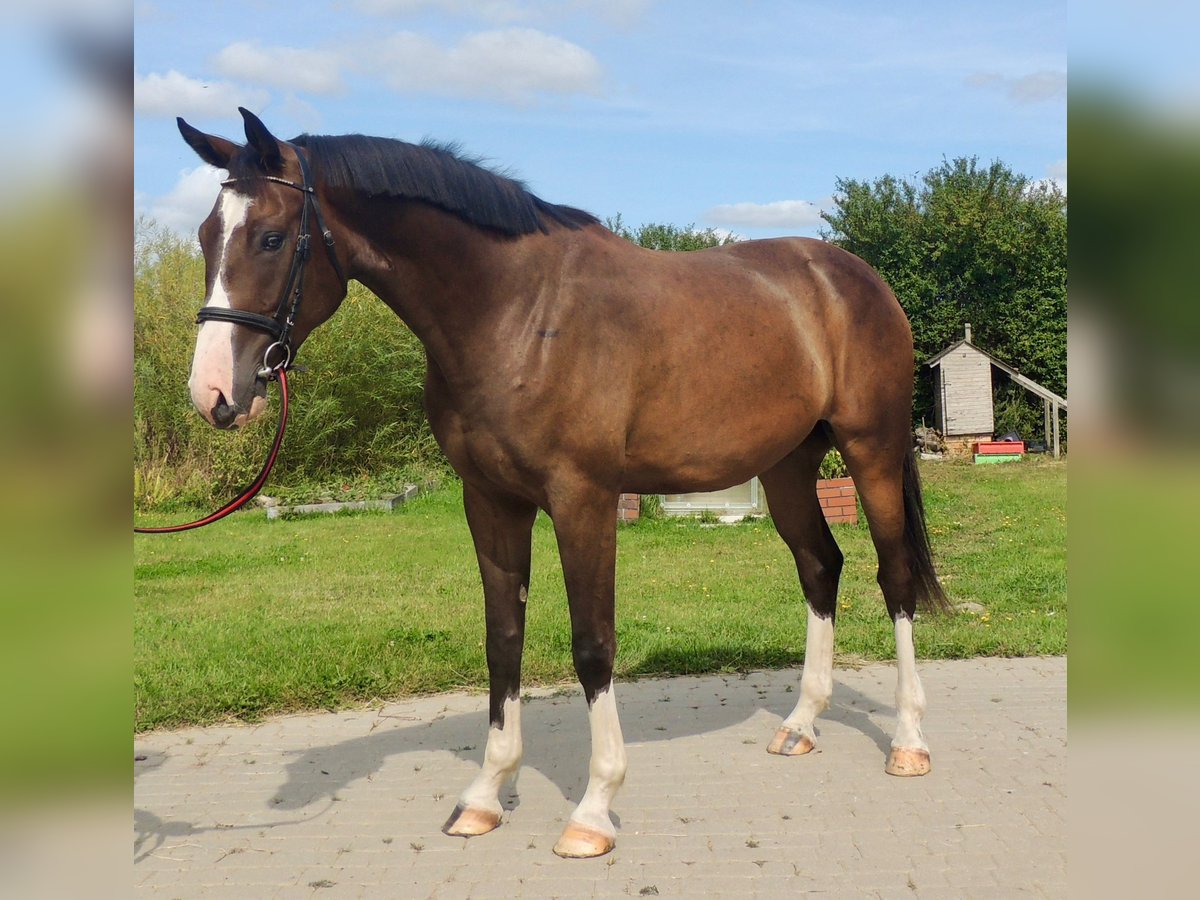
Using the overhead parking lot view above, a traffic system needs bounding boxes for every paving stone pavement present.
[134,656,1066,898]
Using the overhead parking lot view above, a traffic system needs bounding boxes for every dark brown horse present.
[178,108,947,859]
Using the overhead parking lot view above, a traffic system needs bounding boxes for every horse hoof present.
[767,727,815,756]
[442,803,501,837]
[885,747,931,777]
[552,821,615,858]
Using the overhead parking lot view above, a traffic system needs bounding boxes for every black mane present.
[281,133,598,236]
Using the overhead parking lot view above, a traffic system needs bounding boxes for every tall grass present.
[134,220,446,510]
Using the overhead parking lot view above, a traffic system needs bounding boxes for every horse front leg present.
[549,486,627,859]
[443,483,537,837]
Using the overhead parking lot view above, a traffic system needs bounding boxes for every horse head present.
[177,108,346,429]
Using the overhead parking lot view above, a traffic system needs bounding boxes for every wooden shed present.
[925,324,1066,457]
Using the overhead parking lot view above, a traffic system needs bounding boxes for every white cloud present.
[134,70,269,119]
[139,165,224,236]
[967,69,1066,104]
[1028,159,1067,196]
[1010,70,1067,103]
[361,28,603,104]
[278,93,323,133]
[213,41,345,95]
[704,199,831,229]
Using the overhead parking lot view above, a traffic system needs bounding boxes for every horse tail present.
[902,450,951,614]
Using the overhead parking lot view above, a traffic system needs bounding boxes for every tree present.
[605,214,735,251]
[821,157,1067,430]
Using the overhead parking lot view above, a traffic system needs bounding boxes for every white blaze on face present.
[189,189,254,422]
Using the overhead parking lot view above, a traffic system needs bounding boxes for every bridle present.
[134,145,344,534]
[198,144,347,374]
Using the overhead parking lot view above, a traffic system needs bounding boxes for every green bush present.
[134,220,446,510]
[605,215,735,251]
[819,449,848,479]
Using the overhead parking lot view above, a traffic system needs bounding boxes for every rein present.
[133,369,289,534]
[134,146,343,534]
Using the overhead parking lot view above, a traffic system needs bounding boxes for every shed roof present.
[926,338,1067,409]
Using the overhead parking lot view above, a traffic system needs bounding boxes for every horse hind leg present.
[759,428,844,758]
[836,430,948,777]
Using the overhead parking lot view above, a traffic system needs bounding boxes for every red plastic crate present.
[975,441,1025,455]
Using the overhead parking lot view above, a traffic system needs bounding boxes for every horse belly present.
[622,356,824,494]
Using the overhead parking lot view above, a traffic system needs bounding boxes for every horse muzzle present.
[194,379,269,430]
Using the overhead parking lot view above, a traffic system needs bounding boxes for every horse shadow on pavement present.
[135,654,899,855]
[265,656,896,814]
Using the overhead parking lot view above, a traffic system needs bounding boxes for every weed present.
[818,449,848,480]
[637,493,663,520]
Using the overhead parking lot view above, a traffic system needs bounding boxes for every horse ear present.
[177,118,238,170]
[239,106,283,171]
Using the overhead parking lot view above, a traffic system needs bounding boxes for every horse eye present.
[261,232,285,252]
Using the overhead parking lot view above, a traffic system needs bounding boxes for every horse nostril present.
[211,392,238,428]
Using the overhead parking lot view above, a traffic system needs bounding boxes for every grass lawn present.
[134,458,1065,731]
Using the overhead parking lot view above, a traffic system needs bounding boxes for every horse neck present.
[340,201,560,384]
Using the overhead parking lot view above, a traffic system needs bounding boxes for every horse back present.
[550,232,911,492]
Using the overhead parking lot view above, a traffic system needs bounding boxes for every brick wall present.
[943,432,993,459]
[616,493,640,523]
[816,477,858,525]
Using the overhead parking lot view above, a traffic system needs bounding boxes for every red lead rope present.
[134,369,290,534]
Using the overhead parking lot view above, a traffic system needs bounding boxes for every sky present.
[133,0,1066,240]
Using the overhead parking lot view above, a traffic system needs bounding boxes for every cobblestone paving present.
[135,656,1066,898]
